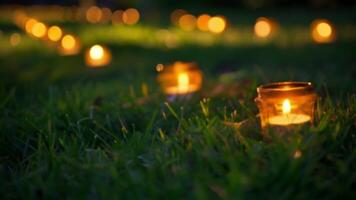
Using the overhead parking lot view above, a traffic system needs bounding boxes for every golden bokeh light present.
[85,44,111,67]
[101,7,112,23]
[25,18,38,33]
[171,9,187,26]
[47,26,62,42]
[123,8,140,25]
[31,22,47,38]
[13,10,28,28]
[197,14,211,32]
[208,16,226,34]
[86,6,102,23]
[112,10,124,24]
[156,64,164,72]
[10,33,21,46]
[254,17,272,38]
[179,14,197,31]
[311,19,335,43]
[89,45,104,60]
[61,34,76,50]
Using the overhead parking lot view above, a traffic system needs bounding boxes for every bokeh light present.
[89,45,104,60]
[179,14,196,31]
[25,18,38,34]
[101,7,112,23]
[197,14,211,32]
[171,9,187,26]
[86,6,102,24]
[208,16,226,34]
[10,33,21,46]
[47,26,62,42]
[61,34,76,50]
[112,10,124,24]
[254,17,272,38]
[31,22,47,38]
[311,19,335,43]
[123,8,140,25]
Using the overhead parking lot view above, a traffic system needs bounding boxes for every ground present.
[0,8,355,199]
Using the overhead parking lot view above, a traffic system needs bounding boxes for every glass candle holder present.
[85,44,112,68]
[157,61,202,96]
[255,82,317,134]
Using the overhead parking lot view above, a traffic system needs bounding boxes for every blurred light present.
[311,19,335,43]
[86,6,102,23]
[294,150,302,159]
[254,17,272,38]
[31,22,47,38]
[86,44,111,67]
[171,9,187,26]
[208,16,226,34]
[112,10,124,24]
[197,14,211,32]
[25,18,38,34]
[156,64,164,72]
[101,7,112,23]
[179,14,196,31]
[89,45,104,60]
[61,34,76,50]
[13,10,28,28]
[10,33,21,46]
[47,26,62,42]
[123,8,140,25]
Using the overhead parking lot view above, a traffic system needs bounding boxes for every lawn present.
[0,8,355,199]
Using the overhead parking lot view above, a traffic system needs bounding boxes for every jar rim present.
[257,82,315,98]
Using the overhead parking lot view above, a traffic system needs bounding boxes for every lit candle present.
[268,99,311,125]
[157,62,202,96]
[255,82,317,134]
[85,44,112,68]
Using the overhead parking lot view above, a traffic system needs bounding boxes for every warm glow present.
[10,33,21,46]
[208,16,226,34]
[86,6,102,23]
[31,22,47,38]
[25,18,38,33]
[101,7,112,23]
[156,64,164,72]
[171,9,187,26]
[179,14,196,31]
[316,22,332,37]
[89,45,104,60]
[311,19,335,43]
[47,26,62,42]
[177,73,189,93]
[254,18,272,38]
[112,10,124,24]
[197,14,211,32]
[282,99,291,114]
[61,34,76,50]
[123,8,140,25]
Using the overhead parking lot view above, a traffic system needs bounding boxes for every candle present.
[255,82,317,134]
[157,62,202,96]
[85,44,112,68]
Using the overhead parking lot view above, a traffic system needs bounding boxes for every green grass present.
[0,9,355,199]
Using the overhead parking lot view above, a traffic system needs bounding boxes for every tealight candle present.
[255,82,317,134]
[157,62,202,96]
[85,44,112,68]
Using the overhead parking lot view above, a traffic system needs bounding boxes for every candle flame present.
[89,45,104,60]
[178,72,189,93]
[282,99,291,114]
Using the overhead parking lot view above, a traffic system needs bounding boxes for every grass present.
[0,9,355,199]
